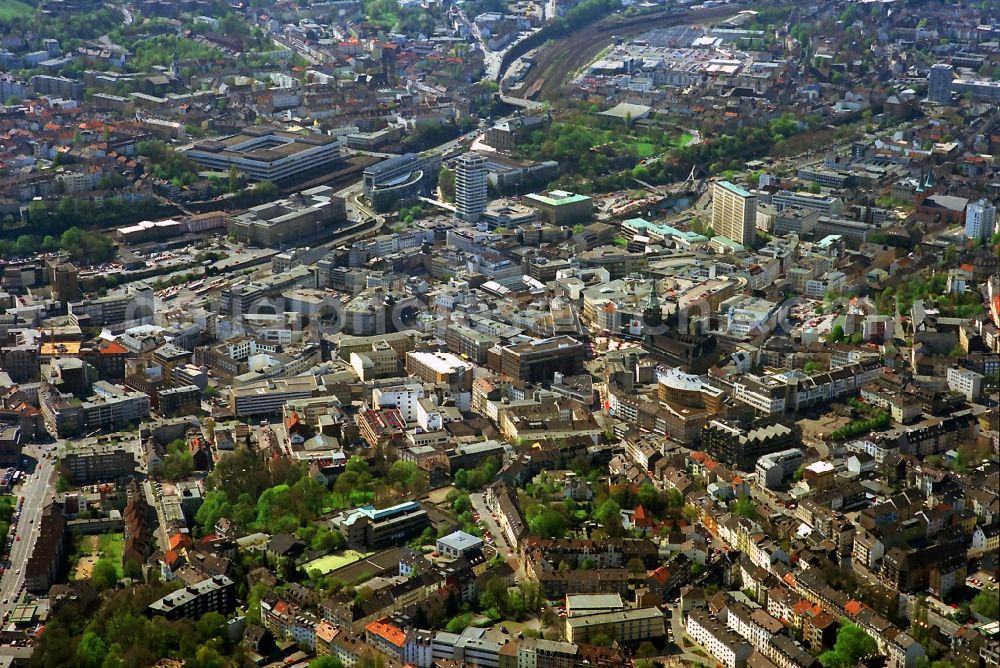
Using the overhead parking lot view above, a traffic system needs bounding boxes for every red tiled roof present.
[366,618,406,648]
[792,599,813,615]
[168,533,192,551]
[844,600,865,616]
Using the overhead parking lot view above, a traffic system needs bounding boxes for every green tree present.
[438,167,455,202]
[529,508,567,538]
[76,630,107,668]
[195,490,231,534]
[972,588,999,620]
[731,497,757,519]
[101,644,125,668]
[195,612,226,644]
[593,499,623,535]
[682,505,701,524]
[820,623,878,668]
[310,658,346,668]
[162,439,195,480]
[191,644,225,668]
[91,558,119,590]
[479,577,511,617]
[445,612,474,633]
[245,582,269,624]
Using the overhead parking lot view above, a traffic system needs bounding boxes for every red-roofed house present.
[365,618,406,658]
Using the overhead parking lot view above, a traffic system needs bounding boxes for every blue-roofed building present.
[330,500,430,549]
[621,217,708,249]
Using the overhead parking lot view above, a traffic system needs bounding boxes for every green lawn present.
[631,142,657,158]
[98,533,125,577]
[0,0,32,20]
[628,134,690,157]
[302,549,373,575]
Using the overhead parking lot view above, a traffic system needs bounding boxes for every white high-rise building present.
[454,153,487,223]
[965,198,996,242]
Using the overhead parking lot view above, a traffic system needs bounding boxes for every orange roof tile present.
[366,618,406,648]
[649,565,670,585]
[844,600,865,616]
[168,533,192,551]
[792,599,813,615]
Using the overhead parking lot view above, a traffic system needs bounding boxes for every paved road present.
[0,440,60,621]
[666,604,715,667]
[470,492,512,559]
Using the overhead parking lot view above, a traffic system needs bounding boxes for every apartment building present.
[755,448,804,490]
[39,381,151,438]
[149,575,236,620]
[61,439,138,484]
[946,365,984,401]
[564,607,665,644]
[964,198,996,242]
[25,504,66,593]
[701,420,797,471]
[771,190,844,217]
[405,351,474,390]
[455,152,488,223]
[445,323,499,364]
[484,481,526,548]
[372,384,425,423]
[228,375,319,417]
[68,285,155,328]
[711,181,756,246]
[727,602,785,652]
[686,608,752,668]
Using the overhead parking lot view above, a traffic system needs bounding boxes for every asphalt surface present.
[471,492,512,558]
[0,440,60,622]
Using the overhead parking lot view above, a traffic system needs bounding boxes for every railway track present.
[516,3,772,101]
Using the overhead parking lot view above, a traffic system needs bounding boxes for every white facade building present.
[965,199,996,242]
[455,153,488,223]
